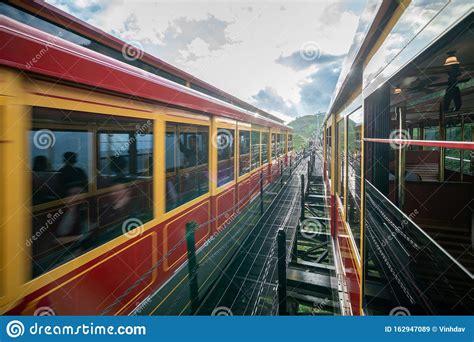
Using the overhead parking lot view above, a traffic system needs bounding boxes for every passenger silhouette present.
[32,155,49,172]
[180,134,197,167]
[58,152,88,197]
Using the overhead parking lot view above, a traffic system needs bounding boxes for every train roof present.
[0,15,290,130]
[4,0,287,125]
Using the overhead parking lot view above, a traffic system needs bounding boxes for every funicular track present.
[126,145,341,316]
[286,146,342,316]
[196,155,308,315]
[128,153,307,316]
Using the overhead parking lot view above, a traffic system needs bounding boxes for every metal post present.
[260,172,264,216]
[292,224,298,263]
[186,222,199,314]
[277,228,287,315]
[395,106,406,209]
[300,174,305,221]
[280,163,284,188]
[290,157,292,175]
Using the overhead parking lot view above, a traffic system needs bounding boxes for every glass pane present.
[261,132,269,164]
[239,130,250,176]
[347,110,362,252]
[251,131,260,170]
[29,107,153,278]
[337,121,345,203]
[271,133,277,159]
[31,130,90,204]
[165,123,209,211]
[217,128,235,187]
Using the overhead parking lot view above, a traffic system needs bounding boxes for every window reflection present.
[346,109,362,252]
[261,132,269,164]
[165,123,209,211]
[251,131,261,169]
[217,128,235,187]
[29,108,153,278]
[239,130,251,176]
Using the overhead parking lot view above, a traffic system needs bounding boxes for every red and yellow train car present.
[0,2,293,315]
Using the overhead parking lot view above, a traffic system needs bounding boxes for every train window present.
[271,133,277,159]
[165,123,209,211]
[336,120,345,203]
[239,130,251,176]
[346,109,362,253]
[326,127,331,180]
[29,107,153,278]
[276,134,281,157]
[97,127,152,189]
[217,128,235,187]
[280,133,287,155]
[31,129,90,205]
[251,131,261,170]
[261,132,269,164]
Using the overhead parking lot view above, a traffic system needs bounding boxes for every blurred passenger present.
[58,152,88,197]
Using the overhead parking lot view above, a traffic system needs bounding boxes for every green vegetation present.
[287,113,324,150]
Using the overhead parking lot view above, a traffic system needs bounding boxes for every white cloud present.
[46,0,364,118]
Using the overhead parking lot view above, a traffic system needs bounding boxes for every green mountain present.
[288,113,324,150]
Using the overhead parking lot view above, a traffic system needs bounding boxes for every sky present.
[46,0,366,122]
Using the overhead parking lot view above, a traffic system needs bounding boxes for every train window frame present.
[336,118,345,206]
[217,128,235,188]
[346,108,363,255]
[271,133,277,160]
[251,130,261,170]
[29,107,154,278]
[261,131,269,165]
[96,126,153,190]
[165,122,210,212]
[239,129,251,177]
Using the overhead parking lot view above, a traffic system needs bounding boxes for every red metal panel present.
[9,233,156,315]
[335,201,361,315]
[216,187,235,229]
[237,178,250,211]
[162,200,211,272]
